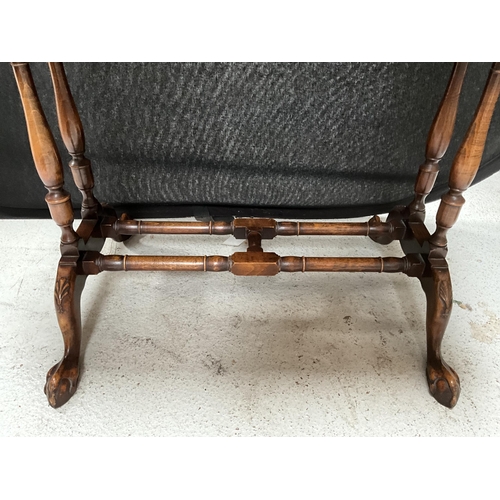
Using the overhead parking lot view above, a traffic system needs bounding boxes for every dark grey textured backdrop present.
[1,62,499,219]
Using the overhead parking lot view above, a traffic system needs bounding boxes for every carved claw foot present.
[426,360,460,408]
[44,359,80,408]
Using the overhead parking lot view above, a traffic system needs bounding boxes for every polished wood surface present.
[409,62,468,220]
[430,62,500,255]
[420,266,460,408]
[113,218,397,238]
[11,62,499,409]
[84,253,420,276]
[49,62,100,219]
[45,263,87,408]
[11,63,78,250]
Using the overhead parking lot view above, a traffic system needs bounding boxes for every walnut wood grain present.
[115,219,233,235]
[48,62,100,218]
[87,253,421,276]
[247,231,264,252]
[419,266,460,408]
[11,63,78,250]
[279,256,414,273]
[114,218,398,239]
[430,62,500,255]
[96,255,229,272]
[45,260,87,408]
[409,63,468,220]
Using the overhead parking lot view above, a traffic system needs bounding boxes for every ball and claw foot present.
[44,359,80,408]
[426,361,460,408]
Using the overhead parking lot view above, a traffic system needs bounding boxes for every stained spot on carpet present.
[470,310,500,344]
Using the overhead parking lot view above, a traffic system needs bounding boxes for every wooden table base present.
[11,62,500,409]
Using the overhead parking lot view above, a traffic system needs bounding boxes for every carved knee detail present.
[45,262,86,408]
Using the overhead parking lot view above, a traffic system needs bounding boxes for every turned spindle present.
[409,63,468,220]
[429,62,500,254]
[247,231,263,252]
[48,62,100,218]
[84,253,420,276]
[11,63,78,249]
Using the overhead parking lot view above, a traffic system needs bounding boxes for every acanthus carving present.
[54,277,71,313]
[437,278,452,316]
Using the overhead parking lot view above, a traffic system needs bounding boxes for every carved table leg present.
[411,63,500,408]
[45,262,87,408]
[419,266,460,408]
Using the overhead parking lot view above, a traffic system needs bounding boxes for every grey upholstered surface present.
[1,63,499,218]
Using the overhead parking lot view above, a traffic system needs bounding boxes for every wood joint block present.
[230,252,280,276]
[232,218,277,239]
[80,251,102,275]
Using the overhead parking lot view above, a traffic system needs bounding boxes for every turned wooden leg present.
[409,62,468,220]
[430,62,500,254]
[12,63,85,407]
[45,262,87,408]
[48,62,100,219]
[419,266,460,408]
[418,63,500,408]
[11,62,79,253]
[48,62,130,242]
